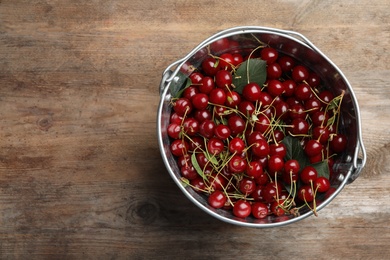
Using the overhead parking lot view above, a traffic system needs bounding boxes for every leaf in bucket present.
[311,160,330,179]
[180,177,190,187]
[327,95,342,111]
[232,58,267,94]
[204,151,219,166]
[282,136,310,168]
[191,152,206,180]
[282,135,330,179]
[172,71,192,98]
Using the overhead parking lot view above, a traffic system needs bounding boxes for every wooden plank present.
[0,0,389,259]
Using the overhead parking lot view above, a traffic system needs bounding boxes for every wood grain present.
[0,0,389,259]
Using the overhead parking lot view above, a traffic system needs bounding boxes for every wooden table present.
[1,0,389,259]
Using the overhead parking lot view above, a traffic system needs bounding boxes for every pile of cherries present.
[167,37,347,219]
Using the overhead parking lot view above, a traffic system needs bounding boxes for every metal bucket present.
[157,26,366,227]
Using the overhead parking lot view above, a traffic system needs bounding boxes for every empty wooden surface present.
[0,0,389,259]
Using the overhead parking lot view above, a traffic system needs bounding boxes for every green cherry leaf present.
[233,58,267,94]
[282,136,330,179]
[191,152,206,180]
[204,151,219,166]
[311,160,330,179]
[282,136,310,169]
[180,177,190,187]
[172,71,192,98]
[327,95,342,111]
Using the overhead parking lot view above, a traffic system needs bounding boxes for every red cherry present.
[298,185,314,202]
[167,122,181,139]
[289,103,306,119]
[210,38,230,54]
[267,63,282,79]
[273,130,285,143]
[170,112,183,124]
[232,53,244,66]
[319,90,334,104]
[282,79,296,97]
[262,182,282,203]
[199,76,215,94]
[300,166,318,184]
[177,154,191,168]
[202,57,221,76]
[289,118,309,135]
[242,82,262,101]
[170,139,189,157]
[189,72,203,84]
[208,173,227,191]
[278,55,295,72]
[238,101,256,116]
[283,159,300,184]
[199,119,215,139]
[314,177,331,193]
[247,131,266,146]
[312,126,330,144]
[225,91,241,108]
[229,137,245,154]
[209,88,226,105]
[292,65,309,82]
[274,101,289,120]
[173,98,192,116]
[307,72,321,87]
[215,70,232,89]
[188,136,204,151]
[233,200,252,218]
[191,93,209,110]
[228,155,248,174]
[245,161,264,179]
[193,109,212,122]
[227,115,246,136]
[239,178,257,195]
[180,164,198,180]
[182,117,200,136]
[271,200,286,216]
[182,86,199,100]
[284,159,300,174]
[267,155,285,173]
[214,124,231,140]
[330,133,348,153]
[191,177,206,193]
[251,139,270,157]
[254,169,269,186]
[208,190,227,209]
[195,152,209,169]
[267,79,285,97]
[258,91,273,107]
[261,47,278,64]
[219,53,234,70]
[251,202,269,219]
[254,114,271,133]
[311,111,329,127]
[207,137,225,155]
[304,97,322,115]
[269,143,287,158]
[304,139,323,157]
[294,83,312,101]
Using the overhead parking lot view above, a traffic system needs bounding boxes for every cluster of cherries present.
[167,37,347,219]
